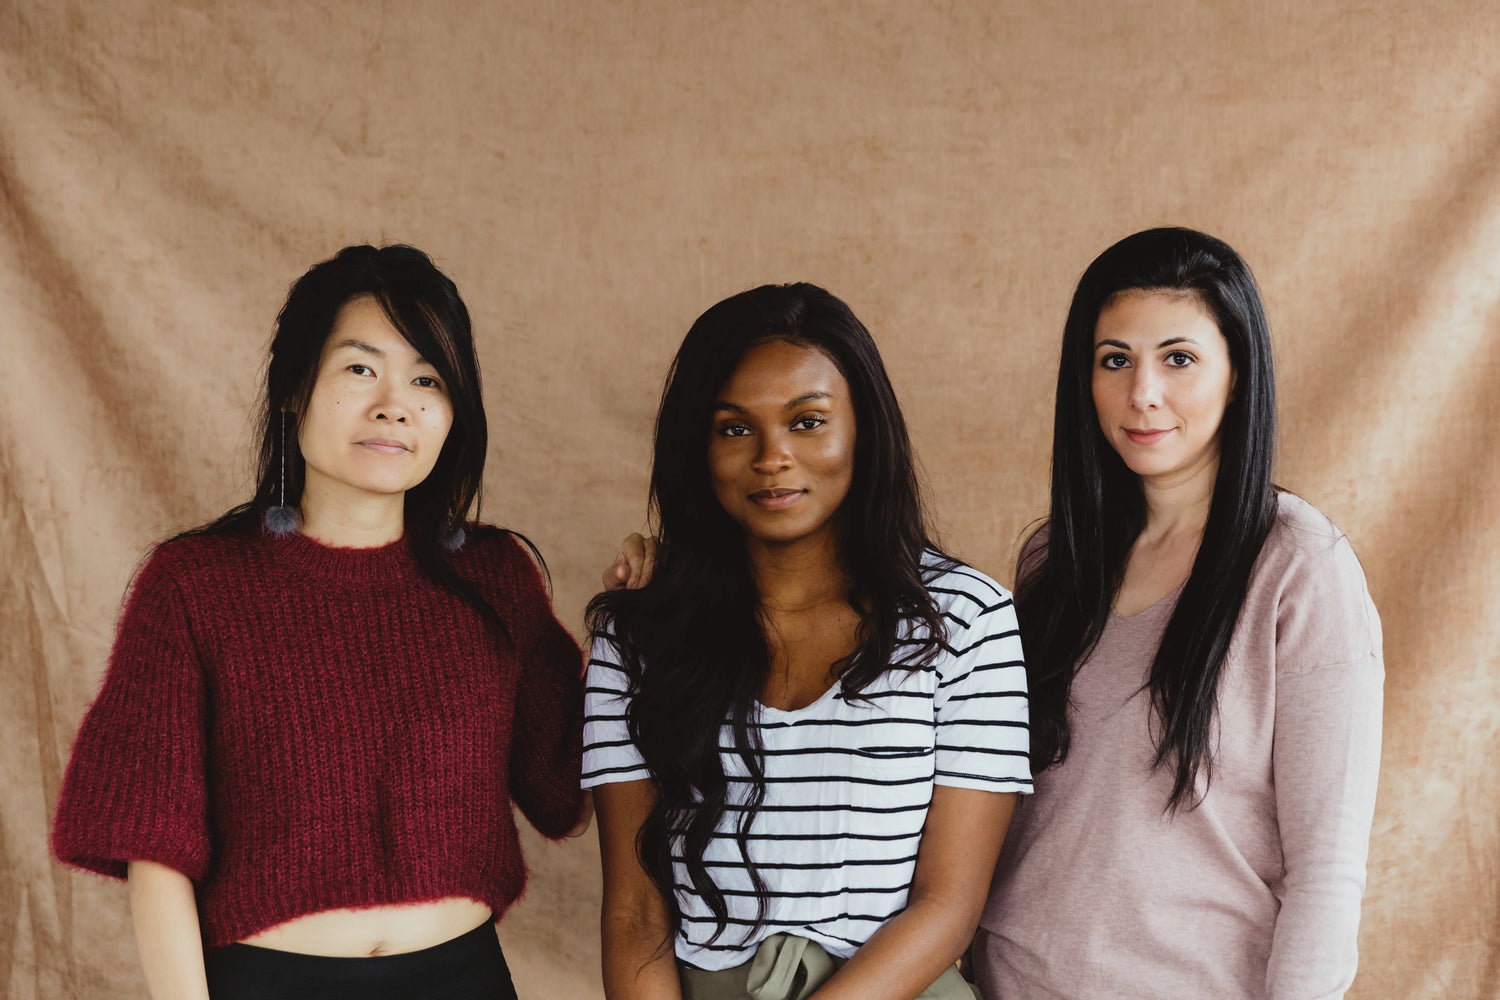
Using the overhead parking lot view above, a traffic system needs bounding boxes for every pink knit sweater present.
[977,493,1383,1000]
[52,524,584,948]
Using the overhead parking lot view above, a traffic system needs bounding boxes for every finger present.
[602,552,630,591]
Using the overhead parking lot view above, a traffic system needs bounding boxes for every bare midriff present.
[238,898,493,957]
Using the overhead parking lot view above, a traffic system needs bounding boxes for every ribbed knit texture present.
[52,523,584,949]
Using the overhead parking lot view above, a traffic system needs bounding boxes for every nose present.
[370,385,411,424]
[751,431,793,474]
[1128,366,1161,411]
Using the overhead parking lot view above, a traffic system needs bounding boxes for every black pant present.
[204,922,519,1000]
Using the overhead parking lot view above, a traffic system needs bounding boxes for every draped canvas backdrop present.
[2,1,1496,996]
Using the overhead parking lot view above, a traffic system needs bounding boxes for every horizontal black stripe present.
[731,744,932,759]
[680,910,895,927]
[582,763,648,780]
[675,853,918,870]
[974,597,1015,618]
[727,829,922,843]
[936,770,1034,785]
[937,718,1028,729]
[582,737,638,751]
[680,883,910,900]
[944,690,1027,702]
[951,630,1022,656]
[757,715,933,730]
[936,744,1030,757]
[726,772,930,787]
[925,585,989,610]
[937,659,1025,689]
[722,801,929,814]
[941,566,1006,601]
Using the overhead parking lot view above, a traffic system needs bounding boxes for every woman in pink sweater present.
[973,228,1383,999]
[53,245,587,999]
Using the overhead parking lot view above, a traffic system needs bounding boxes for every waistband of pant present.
[208,917,499,983]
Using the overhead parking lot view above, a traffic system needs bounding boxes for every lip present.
[1123,428,1172,445]
[749,488,806,511]
[358,438,411,455]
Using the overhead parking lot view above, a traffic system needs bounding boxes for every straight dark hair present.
[1018,227,1278,811]
[587,282,950,946]
[180,244,517,640]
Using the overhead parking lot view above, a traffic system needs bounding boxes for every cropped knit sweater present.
[52,523,584,949]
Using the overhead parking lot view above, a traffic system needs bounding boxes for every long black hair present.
[181,243,514,639]
[587,282,949,945]
[1018,227,1278,811]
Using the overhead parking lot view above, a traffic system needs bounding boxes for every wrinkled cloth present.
[679,934,978,1000]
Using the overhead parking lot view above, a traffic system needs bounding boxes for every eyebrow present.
[1095,337,1200,350]
[333,339,431,365]
[713,391,833,413]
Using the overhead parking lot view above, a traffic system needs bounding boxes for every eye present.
[1099,353,1130,370]
[792,415,826,431]
[1165,350,1196,367]
[413,375,445,390]
[348,363,374,376]
[717,422,752,438]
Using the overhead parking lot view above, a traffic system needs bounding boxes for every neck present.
[747,530,848,613]
[1138,449,1219,544]
[298,476,407,548]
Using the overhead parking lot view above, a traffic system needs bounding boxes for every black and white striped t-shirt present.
[581,554,1031,970]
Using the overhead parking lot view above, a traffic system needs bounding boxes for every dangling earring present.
[263,409,299,535]
[443,522,467,551]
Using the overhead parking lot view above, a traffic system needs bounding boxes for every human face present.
[708,339,857,550]
[297,295,455,508]
[1091,291,1235,487]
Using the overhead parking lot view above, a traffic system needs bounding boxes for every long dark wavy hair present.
[180,243,516,639]
[587,282,950,945]
[1018,227,1278,811]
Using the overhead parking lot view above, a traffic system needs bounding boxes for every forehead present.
[1094,290,1222,346]
[716,339,848,404]
[322,295,424,359]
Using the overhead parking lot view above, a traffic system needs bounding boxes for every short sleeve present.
[493,533,586,840]
[932,570,1032,794]
[52,552,211,881]
[581,631,650,788]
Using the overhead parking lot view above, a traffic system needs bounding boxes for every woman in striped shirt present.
[585,283,1031,1000]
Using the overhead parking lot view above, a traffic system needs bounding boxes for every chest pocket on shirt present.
[840,688,937,837]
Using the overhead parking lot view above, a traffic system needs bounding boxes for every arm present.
[1266,654,1383,998]
[596,779,682,1000]
[1265,533,1384,999]
[501,535,588,838]
[128,861,209,1000]
[812,786,1015,999]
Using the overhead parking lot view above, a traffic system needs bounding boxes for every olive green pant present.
[678,934,978,1000]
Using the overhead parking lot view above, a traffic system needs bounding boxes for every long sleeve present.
[1266,533,1385,999]
[499,534,586,840]
[52,551,211,882]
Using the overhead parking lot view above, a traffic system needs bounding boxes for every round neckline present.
[756,680,844,719]
[266,528,420,587]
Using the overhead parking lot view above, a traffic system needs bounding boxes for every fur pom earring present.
[263,409,300,536]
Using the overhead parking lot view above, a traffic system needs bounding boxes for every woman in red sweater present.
[53,244,587,1000]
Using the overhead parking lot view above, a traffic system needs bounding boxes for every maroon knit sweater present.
[52,523,584,949]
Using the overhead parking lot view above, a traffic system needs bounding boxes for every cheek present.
[811,428,857,485]
[706,443,739,495]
